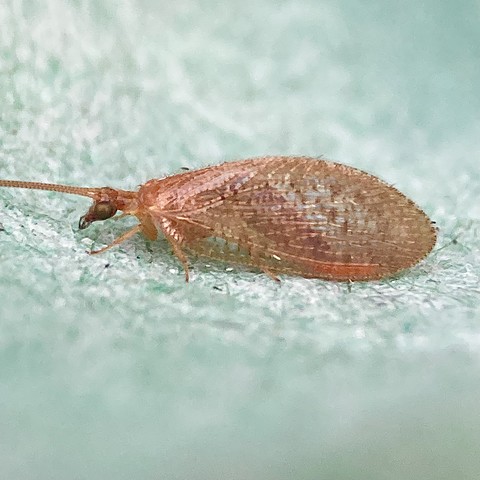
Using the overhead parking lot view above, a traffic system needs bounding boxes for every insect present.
[0,156,436,282]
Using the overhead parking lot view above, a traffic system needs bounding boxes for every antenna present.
[0,180,101,198]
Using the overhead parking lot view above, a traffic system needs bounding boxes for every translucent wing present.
[151,157,436,280]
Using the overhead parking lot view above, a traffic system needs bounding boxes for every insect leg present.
[89,224,142,255]
[163,233,191,282]
[261,268,281,282]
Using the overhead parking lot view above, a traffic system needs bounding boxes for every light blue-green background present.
[1,1,479,479]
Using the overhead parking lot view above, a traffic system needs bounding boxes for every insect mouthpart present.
[78,215,92,230]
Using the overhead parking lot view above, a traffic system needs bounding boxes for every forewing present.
[169,157,436,280]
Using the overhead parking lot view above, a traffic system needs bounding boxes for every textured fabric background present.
[0,1,479,479]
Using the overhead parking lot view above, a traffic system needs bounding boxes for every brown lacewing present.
[0,156,436,282]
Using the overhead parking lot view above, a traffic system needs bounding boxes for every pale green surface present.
[0,1,479,479]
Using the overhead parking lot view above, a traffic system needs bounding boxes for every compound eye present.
[93,201,117,220]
